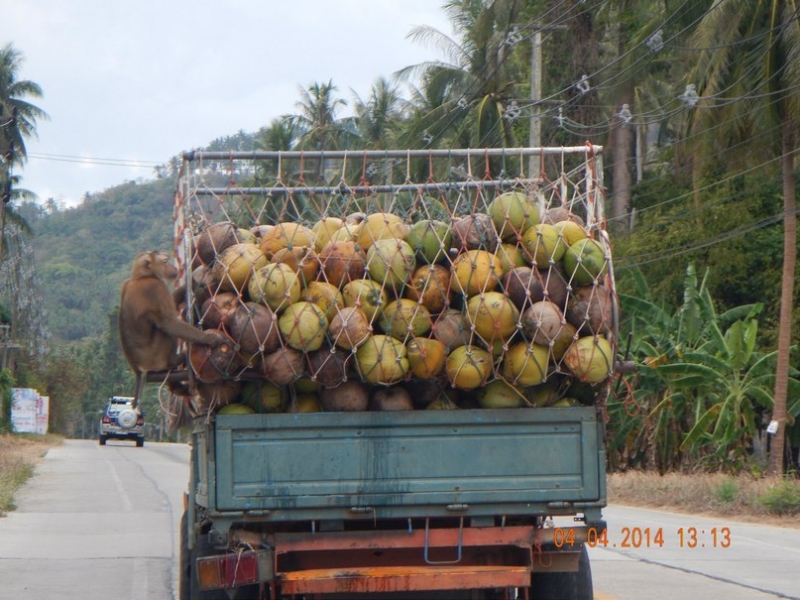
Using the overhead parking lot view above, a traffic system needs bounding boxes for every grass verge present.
[0,433,63,516]
[608,471,800,525]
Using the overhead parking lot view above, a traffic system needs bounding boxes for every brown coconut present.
[319,380,369,412]
[189,334,243,383]
[272,246,320,285]
[542,206,586,226]
[369,386,414,411]
[194,379,242,412]
[261,347,306,385]
[405,264,452,314]
[308,345,351,388]
[328,306,371,350]
[451,213,499,252]
[200,292,240,330]
[228,302,281,356]
[189,265,221,310]
[318,241,367,288]
[431,309,471,351]
[195,222,242,266]
[566,285,615,335]
[502,266,568,312]
[521,300,566,347]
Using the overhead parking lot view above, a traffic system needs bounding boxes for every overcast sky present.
[3,1,452,207]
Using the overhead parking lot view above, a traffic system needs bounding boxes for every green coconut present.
[407,220,452,264]
[562,238,608,287]
[476,379,525,409]
[488,191,539,241]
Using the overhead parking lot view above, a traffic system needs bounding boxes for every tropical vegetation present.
[1,1,799,475]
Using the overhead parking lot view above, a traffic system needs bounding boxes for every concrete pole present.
[529,28,542,180]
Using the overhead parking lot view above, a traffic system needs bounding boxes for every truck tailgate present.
[199,407,605,519]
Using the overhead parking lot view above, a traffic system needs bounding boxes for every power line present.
[26,152,161,168]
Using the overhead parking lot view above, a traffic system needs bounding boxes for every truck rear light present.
[136,416,144,425]
[102,416,111,424]
[196,550,270,590]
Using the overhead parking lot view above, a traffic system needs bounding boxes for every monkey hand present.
[203,329,229,348]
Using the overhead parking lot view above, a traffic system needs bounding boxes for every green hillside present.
[29,177,177,342]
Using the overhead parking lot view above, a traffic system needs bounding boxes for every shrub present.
[757,479,800,516]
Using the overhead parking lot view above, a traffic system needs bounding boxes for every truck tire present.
[530,545,593,600]
[99,436,107,446]
[179,510,230,600]
[136,437,144,448]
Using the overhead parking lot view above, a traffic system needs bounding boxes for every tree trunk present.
[610,9,634,233]
[767,118,796,477]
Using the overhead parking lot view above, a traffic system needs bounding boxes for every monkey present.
[119,251,226,406]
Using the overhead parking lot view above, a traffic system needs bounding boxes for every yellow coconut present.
[465,291,520,341]
[212,242,267,293]
[302,281,344,323]
[355,335,409,385]
[312,217,344,252]
[278,301,329,351]
[554,220,588,247]
[406,337,447,379]
[260,222,316,257]
[563,335,613,383]
[450,249,503,297]
[501,342,550,386]
[342,279,388,322]
[356,212,410,250]
[521,223,566,269]
[286,393,322,413]
[379,299,432,341]
[445,345,493,390]
[328,221,364,244]
[247,262,301,313]
[495,243,527,275]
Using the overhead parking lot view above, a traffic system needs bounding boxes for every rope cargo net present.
[173,147,616,417]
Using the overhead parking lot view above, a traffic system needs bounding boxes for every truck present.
[172,147,618,600]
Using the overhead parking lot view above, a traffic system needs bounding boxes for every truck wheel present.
[179,510,230,600]
[136,437,144,448]
[99,436,107,446]
[531,545,593,600]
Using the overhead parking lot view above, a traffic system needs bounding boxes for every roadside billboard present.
[11,388,49,434]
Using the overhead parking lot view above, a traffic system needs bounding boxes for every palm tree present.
[352,77,406,149]
[688,0,800,476]
[1,44,46,262]
[0,43,47,166]
[398,0,527,150]
[291,80,356,153]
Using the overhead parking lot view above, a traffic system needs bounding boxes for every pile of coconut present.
[184,191,617,415]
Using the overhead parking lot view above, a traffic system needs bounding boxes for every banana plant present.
[613,264,797,471]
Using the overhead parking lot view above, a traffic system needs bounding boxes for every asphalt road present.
[0,439,798,599]
[0,438,189,600]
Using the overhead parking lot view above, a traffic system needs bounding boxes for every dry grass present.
[0,433,62,516]
[608,471,800,526]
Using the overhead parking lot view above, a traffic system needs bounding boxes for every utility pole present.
[529,27,542,180]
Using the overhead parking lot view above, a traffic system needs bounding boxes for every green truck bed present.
[193,406,606,523]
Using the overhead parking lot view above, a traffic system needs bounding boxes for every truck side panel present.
[198,407,604,520]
